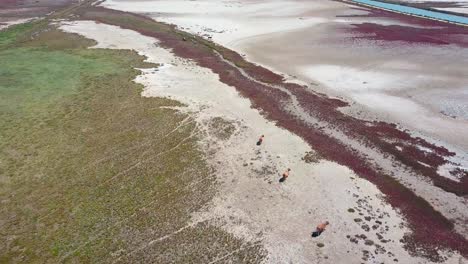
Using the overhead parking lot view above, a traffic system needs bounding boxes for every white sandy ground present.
[59,20,465,264]
[301,64,468,147]
[100,0,430,48]
[101,0,328,46]
[0,18,33,30]
[437,6,468,15]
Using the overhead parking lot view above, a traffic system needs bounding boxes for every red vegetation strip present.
[289,85,468,196]
[337,5,468,47]
[349,22,468,47]
[77,7,468,260]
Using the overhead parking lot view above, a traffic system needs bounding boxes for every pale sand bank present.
[58,20,463,263]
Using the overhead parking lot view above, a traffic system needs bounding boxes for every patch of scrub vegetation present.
[0,24,264,262]
[207,117,237,140]
[302,151,322,164]
[0,22,37,48]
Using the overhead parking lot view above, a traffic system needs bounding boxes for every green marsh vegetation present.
[0,21,263,263]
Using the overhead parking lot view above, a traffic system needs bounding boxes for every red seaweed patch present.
[336,5,468,47]
[347,22,468,47]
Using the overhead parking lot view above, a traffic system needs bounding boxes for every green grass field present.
[0,21,263,263]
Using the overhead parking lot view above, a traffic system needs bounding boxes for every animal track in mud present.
[302,151,322,163]
[345,183,400,262]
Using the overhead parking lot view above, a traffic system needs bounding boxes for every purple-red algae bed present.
[348,22,468,47]
[76,6,468,260]
[338,6,468,47]
[285,84,467,196]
